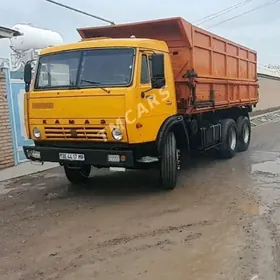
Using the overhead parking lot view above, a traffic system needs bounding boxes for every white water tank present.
[10,24,63,51]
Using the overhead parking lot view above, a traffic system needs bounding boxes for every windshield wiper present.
[80,79,110,93]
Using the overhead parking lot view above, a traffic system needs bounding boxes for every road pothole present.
[251,158,280,177]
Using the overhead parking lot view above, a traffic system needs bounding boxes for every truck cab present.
[23,38,179,189]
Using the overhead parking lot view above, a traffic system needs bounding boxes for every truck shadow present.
[67,154,218,198]
[68,169,162,197]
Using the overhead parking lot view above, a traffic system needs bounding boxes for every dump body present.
[78,17,258,114]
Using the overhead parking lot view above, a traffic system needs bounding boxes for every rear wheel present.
[64,164,91,184]
[236,116,251,152]
[159,132,178,190]
[218,118,238,159]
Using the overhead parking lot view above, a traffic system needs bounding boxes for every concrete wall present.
[0,71,14,169]
[255,75,280,113]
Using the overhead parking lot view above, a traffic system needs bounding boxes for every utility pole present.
[45,0,115,25]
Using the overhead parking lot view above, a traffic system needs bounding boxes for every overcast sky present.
[0,0,279,65]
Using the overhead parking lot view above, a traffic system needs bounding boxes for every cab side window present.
[141,55,150,84]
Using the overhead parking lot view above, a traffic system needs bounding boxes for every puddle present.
[251,157,280,211]
[251,158,280,177]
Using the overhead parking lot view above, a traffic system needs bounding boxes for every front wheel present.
[159,132,178,190]
[64,164,91,184]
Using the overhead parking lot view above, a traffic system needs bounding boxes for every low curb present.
[251,109,280,127]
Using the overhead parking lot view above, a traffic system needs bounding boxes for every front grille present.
[44,126,108,141]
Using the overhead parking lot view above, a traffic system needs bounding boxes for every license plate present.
[59,153,85,161]
[108,154,120,162]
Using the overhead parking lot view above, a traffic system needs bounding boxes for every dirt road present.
[1,120,280,280]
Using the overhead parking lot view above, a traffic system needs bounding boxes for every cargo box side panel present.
[192,26,258,108]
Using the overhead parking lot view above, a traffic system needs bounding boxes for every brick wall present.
[0,71,14,169]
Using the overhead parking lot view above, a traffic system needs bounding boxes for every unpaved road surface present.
[1,121,280,280]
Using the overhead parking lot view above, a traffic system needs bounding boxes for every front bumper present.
[23,146,134,168]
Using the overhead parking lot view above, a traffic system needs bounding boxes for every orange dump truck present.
[23,17,258,190]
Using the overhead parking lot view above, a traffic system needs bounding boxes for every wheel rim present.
[229,128,237,150]
[243,123,250,144]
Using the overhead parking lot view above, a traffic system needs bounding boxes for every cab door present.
[131,50,176,143]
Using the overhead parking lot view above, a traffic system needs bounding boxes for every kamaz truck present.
[23,17,258,190]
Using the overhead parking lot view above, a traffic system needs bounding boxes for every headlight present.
[33,127,41,138]
[112,128,123,141]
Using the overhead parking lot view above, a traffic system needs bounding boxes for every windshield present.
[35,51,80,89]
[34,48,135,90]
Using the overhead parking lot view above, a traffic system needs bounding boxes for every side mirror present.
[24,62,32,92]
[150,53,165,89]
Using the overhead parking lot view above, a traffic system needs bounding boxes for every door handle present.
[166,100,172,105]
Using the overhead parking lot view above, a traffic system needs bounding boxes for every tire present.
[236,116,251,152]
[159,132,178,190]
[218,119,238,159]
[64,164,91,184]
